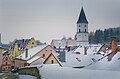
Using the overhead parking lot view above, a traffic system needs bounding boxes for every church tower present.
[75,7,89,45]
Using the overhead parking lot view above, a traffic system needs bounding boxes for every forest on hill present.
[89,27,120,44]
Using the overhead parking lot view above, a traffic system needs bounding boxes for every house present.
[9,37,38,60]
[17,44,57,66]
[1,51,12,72]
[51,37,77,52]
[28,52,62,66]
[43,52,62,66]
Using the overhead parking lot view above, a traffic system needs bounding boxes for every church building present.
[51,7,89,50]
[75,7,89,45]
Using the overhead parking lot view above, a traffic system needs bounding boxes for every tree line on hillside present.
[89,27,120,44]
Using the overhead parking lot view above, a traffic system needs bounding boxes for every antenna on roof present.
[82,3,83,7]
[81,0,84,8]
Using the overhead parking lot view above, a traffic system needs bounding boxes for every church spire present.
[77,7,88,24]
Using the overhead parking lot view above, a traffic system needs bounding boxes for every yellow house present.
[9,38,37,60]
[43,52,62,66]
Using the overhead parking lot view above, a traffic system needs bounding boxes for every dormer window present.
[32,42,34,44]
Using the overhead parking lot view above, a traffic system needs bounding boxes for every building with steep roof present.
[9,38,38,60]
[75,7,89,45]
[51,7,89,50]
[1,51,12,72]
[51,37,77,51]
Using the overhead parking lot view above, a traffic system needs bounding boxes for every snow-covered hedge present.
[19,67,40,79]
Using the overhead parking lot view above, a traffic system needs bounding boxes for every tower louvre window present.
[85,29,86,32]
[79,29,80,32]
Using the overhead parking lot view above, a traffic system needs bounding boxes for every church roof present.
[77,7,88,24]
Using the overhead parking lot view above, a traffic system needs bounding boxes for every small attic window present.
[32,42,34,44]
[46,50,47,51]
[51,60,54,64]
[6,57,8,60]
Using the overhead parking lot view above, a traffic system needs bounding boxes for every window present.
[65,45,67,48]
[43,54,45,57]
[46,50,47,51]
[85,29,86,32]
[32,42,34,44]
[51,60,54,64]
[6,57,8,60]
[79,25,80,27]
[79,29,80,32]
[6,62,7,65]
[85,25,86,27]
[50,50,52,52]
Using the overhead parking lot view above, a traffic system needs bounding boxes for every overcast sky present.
[0,0,120,44]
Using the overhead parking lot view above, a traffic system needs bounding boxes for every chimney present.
[108,37,118,61]
[111,37,117,53]
[59,50,66,62]
[25,48,28,58]
[84,47,87,55]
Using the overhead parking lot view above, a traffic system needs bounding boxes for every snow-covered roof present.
[86,50,120,71]
[73,44,102,55]
[17,44,48,60]
[62,53,93,67]
[51,39,77,48]
[27,56,42,64]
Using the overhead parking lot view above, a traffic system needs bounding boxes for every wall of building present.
[1,54,12,72]
[28,46,56,61]
[0,48,3,67]
[14,59,27,68]
[44,54,58,64]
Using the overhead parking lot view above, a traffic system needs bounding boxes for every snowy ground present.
[19,75,37,79]
[37,65,120,79]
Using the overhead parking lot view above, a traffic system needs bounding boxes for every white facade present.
[75,23,89,45]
